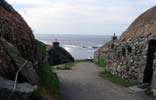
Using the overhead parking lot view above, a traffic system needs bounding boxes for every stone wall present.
[0,77,36,100]
[152,57,156,92]
[95,36,154,82]
[94,5,156,83]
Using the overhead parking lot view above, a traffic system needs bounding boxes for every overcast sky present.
[6,0,156,35]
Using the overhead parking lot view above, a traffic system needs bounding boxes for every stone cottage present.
[47,41,74,65]
[0,0,39,99]
[95,6,156,84]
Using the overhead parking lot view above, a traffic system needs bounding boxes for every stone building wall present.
[95,36,153,82]
[95,6,156,89]
[152,57,156,90]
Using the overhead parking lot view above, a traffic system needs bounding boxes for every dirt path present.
[56,62,151,100]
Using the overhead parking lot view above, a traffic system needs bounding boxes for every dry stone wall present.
[95,35,156,82]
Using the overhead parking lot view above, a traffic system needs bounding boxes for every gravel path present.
[56,62,151,100]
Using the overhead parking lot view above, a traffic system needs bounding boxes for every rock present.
[92,46,98,49]
[152,89,156,96]
[152,58,156,89]
[54,64,71,70]
[0,77,37,100]
[117,65,121,72]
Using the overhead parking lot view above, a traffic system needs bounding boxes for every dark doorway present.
[143,39,156,83]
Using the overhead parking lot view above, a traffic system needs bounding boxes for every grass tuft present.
[95,59,106,68]
[35,40,60,100]
[38,61,60,99]
[146,87,154,96]
[100,71,140,87]
[145,87,156,100]
[96,58,140,87]
[36,40,46,56]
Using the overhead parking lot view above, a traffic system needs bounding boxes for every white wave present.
[63,45,78,48]
[41,41,52,45]
[98,44,103,47]
[64,47,71,52]
[88,47,92,49]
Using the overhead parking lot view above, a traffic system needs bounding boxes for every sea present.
[35,34,112,60]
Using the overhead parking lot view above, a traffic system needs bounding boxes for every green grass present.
[38,61,60,99]
[146,87,154,96]
[35,40,60,99]
[95,59,106,68]
[100,71,140,87]
[96,58,139,87]
[36,40,47,56]
[145,87,156,100]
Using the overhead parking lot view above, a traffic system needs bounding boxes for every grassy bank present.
[34,40,60,100]
[95,58,139,87]
[38,61,60,99]
[146,87,156,100]
[95,59,106,68]
[100,71,140,87]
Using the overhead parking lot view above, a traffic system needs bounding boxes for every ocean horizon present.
[35,34,112,59]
